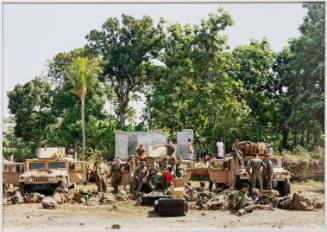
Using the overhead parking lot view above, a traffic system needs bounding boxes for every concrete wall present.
[176,129,194,160]
[115,130,167,160]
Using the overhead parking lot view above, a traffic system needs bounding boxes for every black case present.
[140,195,171,206]
[155,198,188,216]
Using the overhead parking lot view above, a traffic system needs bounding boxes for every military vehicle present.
[3,147,86,194]
[207,142,291,196]
[190,142,291,196]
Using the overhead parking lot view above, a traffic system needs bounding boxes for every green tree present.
[144,8,249,151]
[272,3,324,150]
[66,57,102,157]
[86,14,166,127]
[7,77,57,155]
[231,39,276,142]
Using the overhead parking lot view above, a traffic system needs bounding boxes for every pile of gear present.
[183,184,324,216]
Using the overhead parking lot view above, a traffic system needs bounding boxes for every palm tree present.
[67,57,101,157]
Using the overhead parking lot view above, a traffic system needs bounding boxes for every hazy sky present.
[3,3,307,120]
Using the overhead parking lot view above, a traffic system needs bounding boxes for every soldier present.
[108,159,123,194]
[95,157,108,193]
[161,156,171,172]
[147,157,160,191]
[84,154,93,185]
[231,182,250,210]
[160,157,171,190]
[187,138,194,159]
[132,161,147,194]
[175,158,185,178]
[262,153,273,191]
[249,154,266,192]
[134,144,147,164]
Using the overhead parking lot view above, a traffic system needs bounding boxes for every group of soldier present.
[85,140,274,207]
[84,143,186,195]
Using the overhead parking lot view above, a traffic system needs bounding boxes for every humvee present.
[3,147,86,194]
[208,153,291,196]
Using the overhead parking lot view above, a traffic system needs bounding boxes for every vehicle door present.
[69,161,86,184]
[3,163,24,186]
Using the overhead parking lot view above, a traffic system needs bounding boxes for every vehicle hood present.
[273,167,288,173]
[21,169,67,177]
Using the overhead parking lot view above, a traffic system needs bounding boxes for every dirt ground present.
[3,181,325,231]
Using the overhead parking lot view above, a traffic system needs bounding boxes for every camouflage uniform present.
[135,147,146,162]
[165,144,175,157]
[168,155,176,171]
[249,157,266,191]
[108,163,122,193]
[95,162,107,193]
[147,161,160,191]
[132,163,147,194]
[263,158,273,190]
[231,190,249,210]
[175,163,185,178]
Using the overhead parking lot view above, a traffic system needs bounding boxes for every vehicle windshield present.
[271,158,278,166]
[29,162,45,170]
[48,162,66,169]
[210,161,223,169]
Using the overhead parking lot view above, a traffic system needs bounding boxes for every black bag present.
[140,195,171,206]
[155,198,188,216]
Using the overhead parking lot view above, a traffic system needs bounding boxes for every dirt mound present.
[281,147,324,180]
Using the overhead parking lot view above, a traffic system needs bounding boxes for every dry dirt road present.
[3,181,325,231]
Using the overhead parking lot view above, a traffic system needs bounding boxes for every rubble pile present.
[3,190,24,205]
[71,189,130,205]
[24,192,45,203]
[184,186,324,214]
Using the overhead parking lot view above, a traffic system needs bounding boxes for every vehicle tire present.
[278,180,291,196]
[19,182,25,195]
[234,176,242,190]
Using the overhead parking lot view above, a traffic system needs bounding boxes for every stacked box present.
[172,187,184,199]
[173,178,185,188]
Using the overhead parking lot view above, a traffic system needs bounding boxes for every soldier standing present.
[147,158,160,191]
[187,138,194,160]
[132,161,147,194]
[95,157,108,193]
[108,159,123,194]
[262,153,273,191]
[249,154,266,192]
[84,154,94,184]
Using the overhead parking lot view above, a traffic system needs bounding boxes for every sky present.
[3,3,308,121]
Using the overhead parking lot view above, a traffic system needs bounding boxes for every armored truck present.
[3,147,86,194]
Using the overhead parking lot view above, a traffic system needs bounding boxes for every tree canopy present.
[5,3,325,160]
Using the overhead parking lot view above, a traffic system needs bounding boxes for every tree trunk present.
[117,97,128,128]
[35,139,41,157]
[74,139,78,160]
[81,98,86,158]
[282,126,289,150]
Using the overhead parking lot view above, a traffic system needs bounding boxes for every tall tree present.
[86,14,166,127]
[231,39,276,142]
[7,77,56,155]
[272,3,324,150]
[66,57,102,157]
[144,8,249,150]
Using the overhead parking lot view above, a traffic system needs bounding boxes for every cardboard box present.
[173,178,185,188]
[172,187,184,199]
